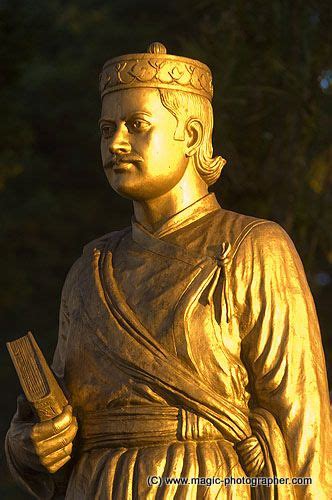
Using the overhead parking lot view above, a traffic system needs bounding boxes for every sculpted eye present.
[128,119,150,132]
[101,125,116,138]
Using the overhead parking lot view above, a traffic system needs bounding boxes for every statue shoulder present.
[82,227,130,256]
[217,208,294,260]
[217,208,268,247]
[61,227,131,295]
[224,214,298,267]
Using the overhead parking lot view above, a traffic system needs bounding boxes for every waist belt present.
[79,405,224,451]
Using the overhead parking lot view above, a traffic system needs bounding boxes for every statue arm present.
[6,263,78,499]
[236,222,330,498]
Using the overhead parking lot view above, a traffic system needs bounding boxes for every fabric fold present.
[88,233,252,442]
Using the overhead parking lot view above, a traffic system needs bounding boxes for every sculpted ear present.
[185,119,203,157]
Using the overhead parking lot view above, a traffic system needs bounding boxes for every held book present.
[7,332,68,421]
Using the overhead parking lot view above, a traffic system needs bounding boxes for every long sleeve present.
[51,283,71,380]
[5,267,75,499]
[233,222,330,498]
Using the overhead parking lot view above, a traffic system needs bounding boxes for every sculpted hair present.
[158,89,226,186]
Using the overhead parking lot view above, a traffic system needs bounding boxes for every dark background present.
[1,0,331,497]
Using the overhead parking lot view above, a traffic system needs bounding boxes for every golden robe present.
[6,195,331,499]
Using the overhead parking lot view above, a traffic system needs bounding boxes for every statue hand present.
[8,395,78,474]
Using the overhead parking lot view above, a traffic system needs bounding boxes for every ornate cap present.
[99,42,213,101]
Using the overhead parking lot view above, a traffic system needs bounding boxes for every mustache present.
[103,153,144,170]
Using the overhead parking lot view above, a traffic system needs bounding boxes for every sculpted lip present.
[112,162,134,172]
[103,156,143,171]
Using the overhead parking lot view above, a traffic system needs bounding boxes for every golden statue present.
[6,42,331,499]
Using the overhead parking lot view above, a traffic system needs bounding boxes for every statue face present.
[100,88,189,200]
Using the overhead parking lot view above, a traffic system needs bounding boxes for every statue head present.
[99,43,225,200]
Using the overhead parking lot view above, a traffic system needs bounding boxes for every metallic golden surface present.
[6,43,331,499]
[100,42,213,101]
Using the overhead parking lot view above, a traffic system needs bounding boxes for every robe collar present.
[131,194,220,266]
[132,193,220,239]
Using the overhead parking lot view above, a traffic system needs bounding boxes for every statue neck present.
[133,163,208,232]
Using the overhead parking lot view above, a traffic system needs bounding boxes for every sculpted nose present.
[108,125,131,155]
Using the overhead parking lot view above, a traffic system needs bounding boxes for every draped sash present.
[79,227,252,443]
[78,224,295,499]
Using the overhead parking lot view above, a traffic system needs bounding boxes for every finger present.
[47,455,71,474]
[31,405,73,441]
[40,444,72,467]
[35,419,78,456]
